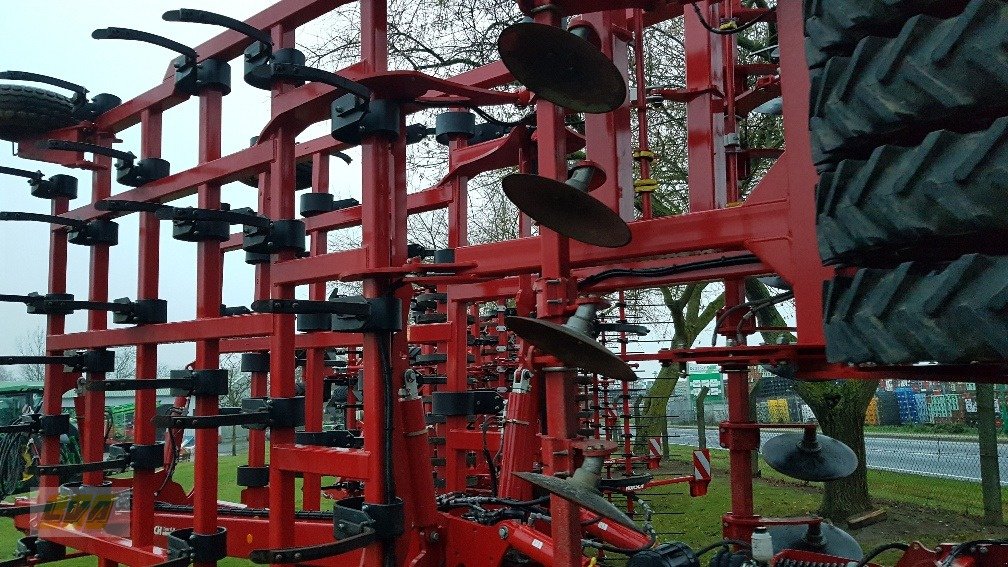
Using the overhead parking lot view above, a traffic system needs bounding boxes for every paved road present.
[667,426,1008,485]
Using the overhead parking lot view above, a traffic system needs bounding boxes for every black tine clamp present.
[0,292,166,324]
[44,139,170,188]
[0,71,120,121]
[91,27,229,96]
[0,413,67,437]
[0,211,117,246]
[0,350,115,374]
[152,397,304,430]
[164,9,373,144]
[0,165,77,200]
[164,527,227,565]
[156,206,305,254]
[249,496,403,564]
[0,537,66,567]
[252,295,401,333]
[77,368,227,397]
[35,442,164,475]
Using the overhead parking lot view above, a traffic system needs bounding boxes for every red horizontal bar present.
[407,323,451,344]
[47,315,273,350]
[221,332,363,353]
[40,523,166,566]
[274,198,788,286]
[270,444,371,479]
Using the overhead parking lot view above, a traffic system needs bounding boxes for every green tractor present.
[0,383,82,499]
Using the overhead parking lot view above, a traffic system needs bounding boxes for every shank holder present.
[43,139,170,187]
[0,165,77,200]
[0,211,117,246]
[0,349,115,374]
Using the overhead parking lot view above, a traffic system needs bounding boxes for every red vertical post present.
[777,0,829,344]
[685,0,727,211]
[531,5,580,565]
[302,152,330,511]
[192,89,224,567]
[40,181,70,502]
[445,124,471,493]
[132,108,163,547]
[82,151,112,490]
[266,25,299,560]
[583,11,634,221]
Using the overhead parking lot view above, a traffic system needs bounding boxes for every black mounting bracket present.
[165,527,228,565]
[221,304,252,316]
[295,430,363,449]
[0,413,69,436]
[0,71,120,121]
[299,194,359,217]
[407,243,455,263]
[239,397,306,430]
[0,349,115,374]
[430,391,505,417]
[0,165,78,200]
[0,211,118,247]
[44,139,170,188]
[0,537,66,567]
[332,97,398,146]
[252,295,402,333]
[167,369,230,397]
[239,352,269,373]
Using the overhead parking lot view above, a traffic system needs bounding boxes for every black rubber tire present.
[809,0,1008,168]
[804,0,960,70]
[0,85,77,142]
[239,160,314,190]
[823,254,1008,364]
[816,116,1008,264]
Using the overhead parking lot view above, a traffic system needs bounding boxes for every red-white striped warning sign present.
[648,437,662,459]
[693,449,711,481]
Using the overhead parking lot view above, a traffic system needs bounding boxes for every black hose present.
[579,254,761,289]
[694,539,751,557]
[376,332,397,567]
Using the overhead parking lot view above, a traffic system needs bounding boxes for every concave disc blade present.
[502,174,631,248]
[514,472,640,532]
[505,316,637,382]
[769,523,863,560]
[762,432,858,482]
[497,22,627,114]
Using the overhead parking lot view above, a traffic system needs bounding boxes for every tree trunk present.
[976,382,1003,525]
[635,363,681,454]
[793,380,878,523]
[231,425,237,457]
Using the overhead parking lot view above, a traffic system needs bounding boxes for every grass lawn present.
[3,451,1005,566]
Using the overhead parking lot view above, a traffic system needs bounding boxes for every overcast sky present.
[0,2,365,372]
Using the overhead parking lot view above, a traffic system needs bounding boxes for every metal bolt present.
[498,527,509,540]
[428,531,440,543]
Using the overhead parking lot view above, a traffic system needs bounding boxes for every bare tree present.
[16,328,46,382]
[219,354,252,456]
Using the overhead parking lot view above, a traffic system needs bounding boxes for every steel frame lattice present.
[3,1,998,566]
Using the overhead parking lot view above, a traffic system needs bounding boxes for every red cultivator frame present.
[0,1,1003,566]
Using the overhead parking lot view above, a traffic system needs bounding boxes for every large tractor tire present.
[804,0,959,70]
[823,254,1008,364]
[809,0,1008,169]
[0,85,77,142]
[817,117,1008,265]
